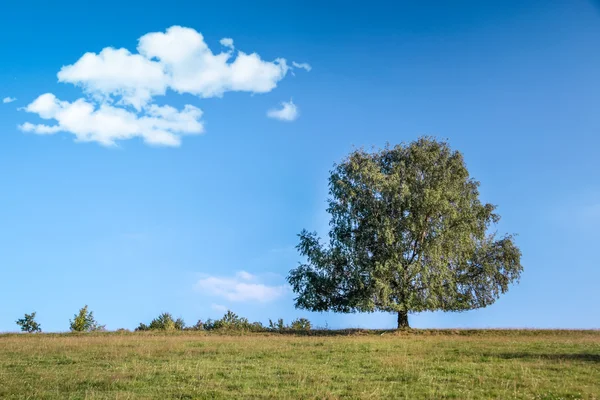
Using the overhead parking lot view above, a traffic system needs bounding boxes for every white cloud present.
[19,93,203,147]
[195,270,286,303]
[292,61,312,72]
[267,99,298,121]
[3,97,16,104]
[58,48,167,111]
[220,38,234,49]
[235,270,255,281]
[58,26,289,108]
[21,25,304,147]
[211,303,228,313]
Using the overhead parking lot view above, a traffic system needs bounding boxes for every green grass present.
[0,330,599,399]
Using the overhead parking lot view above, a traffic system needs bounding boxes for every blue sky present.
[1,0,599,332]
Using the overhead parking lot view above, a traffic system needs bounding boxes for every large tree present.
[288,137,523,328]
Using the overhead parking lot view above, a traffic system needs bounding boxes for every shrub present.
[69,305,105,332]
[290,318,311,331]
[137,313,185,331]
[135,323,150,331]
[268,318,286,331]
[16,312,41,333]
[268,317,312,332]
[204,311,264,332]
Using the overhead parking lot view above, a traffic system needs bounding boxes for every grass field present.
[0,330,598,399]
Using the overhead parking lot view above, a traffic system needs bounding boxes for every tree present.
[290,318,312,331]
[136,313,186,331]
[150,313,185,330]
[69,305,105,332]
[203,311,264,332]
[16,312,41,333]
[288,137,523,328]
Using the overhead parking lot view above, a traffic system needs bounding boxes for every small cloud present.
[220,38,234,49]
[267,99,298,122]
[292,62,311,72]
[19,93,204,147]
[211,303,228,313]
[195,271,287,302]
[2,97,16,104]
[236,270,254,281]
[19,122,61,135]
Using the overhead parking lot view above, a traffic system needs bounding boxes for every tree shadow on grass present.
[271,329,600,338]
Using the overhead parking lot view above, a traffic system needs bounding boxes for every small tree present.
[149,313,185,330]
[290,318,311,331]
[267,318,312,332]
[137,313,185,331]
[289,138,523,328]
[16,312,41,333]
[268,318,286,331]
[69,305,105,332]
[204,311,264,332]
[135,323,150,331]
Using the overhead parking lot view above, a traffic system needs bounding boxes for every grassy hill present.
[1,330,598,399]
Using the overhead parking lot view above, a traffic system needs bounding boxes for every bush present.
[135,323,150,331]
[16,312,41,333]
[268,318,286,331]
[204,311,264,332]
[69,305,105,332]
[268,317,312,332]
[290,318,311,331]
[136,313,185,331]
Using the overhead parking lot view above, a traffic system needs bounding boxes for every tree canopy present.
[69,305,105,332]
[288,137,523,328]
[16,311,41,333]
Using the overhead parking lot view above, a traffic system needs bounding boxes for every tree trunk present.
[397,310,409,329]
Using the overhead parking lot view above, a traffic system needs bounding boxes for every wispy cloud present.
[267,99,299,122]
[2,97,16,104]
[292,61,312,72]
[195,270,287,302]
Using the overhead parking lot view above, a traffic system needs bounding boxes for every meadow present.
[0,330,599,399]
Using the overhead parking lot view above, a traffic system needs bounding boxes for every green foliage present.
[268,317,312,332]
[204,311,264,332]
[268,318,286,331]
[136,313,185,331]
[290,318,311,331]
[288,137,523,328]
[15,312,41,333]
[69,305,105,332]
[135,323,150,332]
